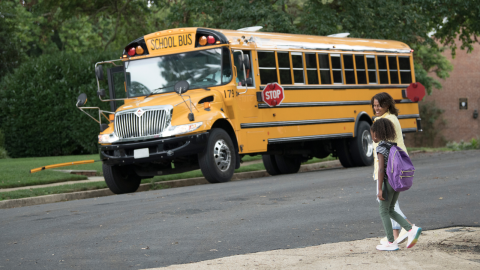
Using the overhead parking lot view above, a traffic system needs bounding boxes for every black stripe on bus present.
[258,101,371,109]
[402,128,417,133]
[259,85,410,90]
[268,133,353,144]
[397,114,420,119]
[258,99,416,109]
[241,118,355,129]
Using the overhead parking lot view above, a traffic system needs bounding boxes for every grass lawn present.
[0,154,263,189]
[0,154,102,189]
[0,155,336,201]
[0,161,270,201]
[0,182,108,201]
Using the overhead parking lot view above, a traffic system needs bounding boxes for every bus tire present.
[334,139,355,168]
[262,155,281,176]
[103,164,141,194]
[275,155,301,174]
[350,121,374,166]
[198,128,236,183]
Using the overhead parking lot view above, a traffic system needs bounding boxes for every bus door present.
[106,65,127,111]
[233,50,258,119]
[233,50,266,153]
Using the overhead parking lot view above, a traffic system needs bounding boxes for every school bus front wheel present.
[198,128,236,183]
[103,164,141,194]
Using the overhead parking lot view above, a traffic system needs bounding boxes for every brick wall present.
[405,42,480,147]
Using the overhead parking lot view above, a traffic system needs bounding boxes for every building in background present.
[405,42,480,147]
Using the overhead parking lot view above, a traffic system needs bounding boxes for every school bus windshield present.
[125,47,232,97]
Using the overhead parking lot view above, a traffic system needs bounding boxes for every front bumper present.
[100,132,209,166]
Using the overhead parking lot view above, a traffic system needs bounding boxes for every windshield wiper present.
[144,85,173,98]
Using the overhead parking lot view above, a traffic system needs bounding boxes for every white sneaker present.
[406,225,422,248]
[379,228,408,245]
[380,237,388,245]
[397,228,409,244]
[376,241,399,251]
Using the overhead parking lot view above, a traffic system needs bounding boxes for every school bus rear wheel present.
[350,121,374,166]
[262,155,281,176]
[274,155,301,174]
[198,128,236,183]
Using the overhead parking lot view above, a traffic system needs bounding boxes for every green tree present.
[418,0,480,57]
[412,44,453,95]
[0,0,153,80]
[0,1,36,80]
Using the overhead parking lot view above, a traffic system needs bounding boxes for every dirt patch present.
[144,227,480,270]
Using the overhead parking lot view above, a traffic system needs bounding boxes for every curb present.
[0,160,341,209]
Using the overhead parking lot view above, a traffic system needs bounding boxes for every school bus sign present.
[262,83,284,107]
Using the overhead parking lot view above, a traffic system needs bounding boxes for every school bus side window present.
[277,52,292,84]
[331,54,343,84]
[398,56,412,84]
[318,54,332,84]
[355,55,367,84]
[377,56,389,84]
[258,51,278,84]
[389,56,399,84]
[233,50,254,87]
[366,55,377,84]
[343,54,355,84]
[305,53,319,84]
[291,52,304,84]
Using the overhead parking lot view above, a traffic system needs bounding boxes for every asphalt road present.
[1,150,479,269]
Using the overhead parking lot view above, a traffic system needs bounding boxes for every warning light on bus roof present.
[207,36,215,44]
[136,46,144,55]
[127,47,136,56]
[199,36,207,46]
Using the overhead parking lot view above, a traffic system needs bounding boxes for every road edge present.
[0,160,342,209]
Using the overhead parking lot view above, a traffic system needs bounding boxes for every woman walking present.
[371,92,413,245]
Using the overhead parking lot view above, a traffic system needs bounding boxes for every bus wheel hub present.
[213,139,231,171]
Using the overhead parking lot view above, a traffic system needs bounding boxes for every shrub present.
[0,51,119,157]
[0,128,8,159]
[446,137,480,151]
[408,101,446,147]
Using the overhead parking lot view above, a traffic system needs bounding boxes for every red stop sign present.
[262,83,285,107]
[406,82,426,102]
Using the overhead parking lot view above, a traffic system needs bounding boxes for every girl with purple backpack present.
[371,92,413,245]
[370,118,422,251]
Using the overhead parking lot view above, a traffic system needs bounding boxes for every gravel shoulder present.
[145,227,480,270]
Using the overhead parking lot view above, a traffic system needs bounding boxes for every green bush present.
[0,128,8,159]
[0,51,119,157]
[446,137,480,151]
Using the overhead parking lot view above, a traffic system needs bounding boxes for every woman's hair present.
[371,92,399,116]
[371,118,397,142]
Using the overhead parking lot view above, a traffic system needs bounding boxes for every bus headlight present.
[162,122,203,137]
[98,133,119,144]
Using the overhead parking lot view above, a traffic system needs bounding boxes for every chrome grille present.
[114,107,172,140]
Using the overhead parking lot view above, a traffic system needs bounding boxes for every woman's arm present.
[377,153,385,201]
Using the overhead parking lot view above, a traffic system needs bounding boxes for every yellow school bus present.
[77,27,422,194]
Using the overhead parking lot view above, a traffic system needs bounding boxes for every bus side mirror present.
[242,54,250,68]
[174,80,189,94]
[76,93,88,107]
[237,54,244,69]
[95,65,104,81]
[97,89,106,98]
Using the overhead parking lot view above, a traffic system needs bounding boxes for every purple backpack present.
[386,145,415,192]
